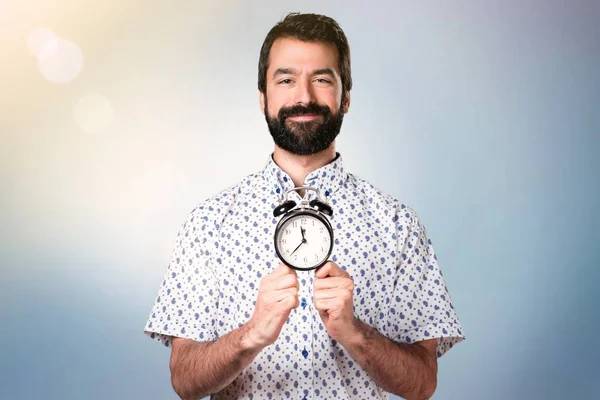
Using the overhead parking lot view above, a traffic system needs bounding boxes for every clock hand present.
[301,227,306,241]
[290,240,304,256]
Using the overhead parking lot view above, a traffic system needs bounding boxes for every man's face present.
[260,38,349,155]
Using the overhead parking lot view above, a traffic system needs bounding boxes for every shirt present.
[143,152,465,400]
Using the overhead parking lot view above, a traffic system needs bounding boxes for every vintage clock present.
[273,187,334,271]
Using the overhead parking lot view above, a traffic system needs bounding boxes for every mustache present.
[278,102,331,120]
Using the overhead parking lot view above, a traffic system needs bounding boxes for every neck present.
[272,144,337,188]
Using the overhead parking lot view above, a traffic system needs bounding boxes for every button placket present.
[308,273,316,400]
[297,272,313,400]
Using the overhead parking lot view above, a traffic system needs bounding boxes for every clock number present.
[285,229,290,235]
[319,226,324,233]
[292,221,298,227]
[303,256,308,263]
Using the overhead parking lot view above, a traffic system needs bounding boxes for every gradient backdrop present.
[1,1,599,399]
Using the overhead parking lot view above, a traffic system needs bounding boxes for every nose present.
[292,77,314,105]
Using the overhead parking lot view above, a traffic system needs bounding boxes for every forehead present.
[268,38,340,74]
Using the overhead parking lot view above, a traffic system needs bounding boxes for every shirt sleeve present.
[388,208,465,358]
[143,210,220,347]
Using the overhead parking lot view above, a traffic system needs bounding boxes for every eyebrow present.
[272,68,336,79]
[312,68,335,78]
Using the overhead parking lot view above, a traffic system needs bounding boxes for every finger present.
[270,263,296,279]
[313,277,354,291]
[259,275,300,293]
[313,288,352,301]
[276,294,299,312]
[315,261,347,279]
[271,273,299,291]
[314,298,340,312]
[266,287,298,303]
[262,267,297,290]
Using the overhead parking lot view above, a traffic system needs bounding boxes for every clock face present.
[275,212,333,270]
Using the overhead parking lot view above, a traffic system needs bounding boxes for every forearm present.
[169,323,264,400]
[341,318,437,400]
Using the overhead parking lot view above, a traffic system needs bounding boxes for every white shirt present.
[144,153,465,399]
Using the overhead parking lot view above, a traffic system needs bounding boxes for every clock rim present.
[273,208,334,271]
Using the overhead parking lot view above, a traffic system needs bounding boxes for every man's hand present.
[313,261,356,343]
[247,263,299,348]
[314,262,438,399]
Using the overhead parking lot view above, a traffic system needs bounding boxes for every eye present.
[315,78,331,84]
[278,78,293,85]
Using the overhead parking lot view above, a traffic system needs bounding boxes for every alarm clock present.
[273,186,334,271]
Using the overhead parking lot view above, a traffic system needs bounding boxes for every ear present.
[259,91,265,115]
[342,91,351,114]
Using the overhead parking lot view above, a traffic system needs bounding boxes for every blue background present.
[1,0,599,399]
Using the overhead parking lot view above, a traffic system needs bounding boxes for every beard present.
[264,96,345,156]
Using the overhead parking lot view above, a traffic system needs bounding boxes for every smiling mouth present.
[287,114,321,122]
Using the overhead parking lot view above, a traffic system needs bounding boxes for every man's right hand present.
[246,263,299,348]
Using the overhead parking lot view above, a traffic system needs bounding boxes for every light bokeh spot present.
[34,35,84,84]
[27,27,57,58]
[73,93,115,134]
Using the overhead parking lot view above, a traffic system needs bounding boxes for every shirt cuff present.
[395,322,465,358]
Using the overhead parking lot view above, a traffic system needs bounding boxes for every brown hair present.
[258,12,352,97]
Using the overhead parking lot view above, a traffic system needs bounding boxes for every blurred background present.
[1,0,599,399]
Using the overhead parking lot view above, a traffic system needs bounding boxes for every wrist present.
[240,319,267,352]
[337,317,367,349]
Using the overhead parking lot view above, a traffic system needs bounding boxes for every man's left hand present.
[313,261,356,343]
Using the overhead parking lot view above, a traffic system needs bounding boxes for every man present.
[144,12,465,400]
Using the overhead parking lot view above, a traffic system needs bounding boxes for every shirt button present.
[301,298,307,309]
[301,348,308,359]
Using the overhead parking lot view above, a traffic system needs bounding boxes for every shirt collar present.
[262,152,348,201]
